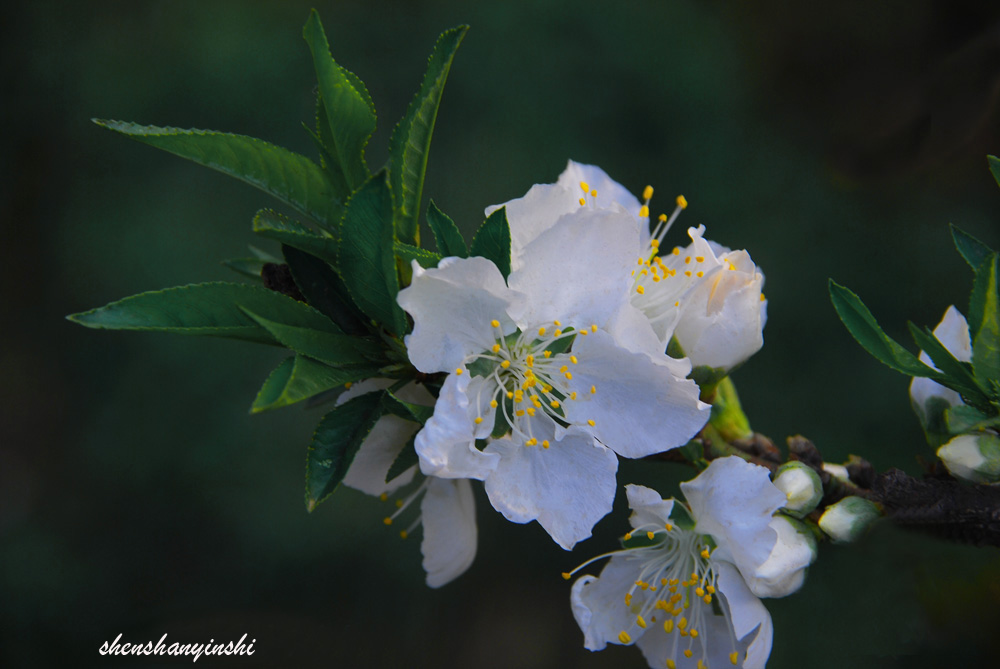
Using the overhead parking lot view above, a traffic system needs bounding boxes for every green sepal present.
[690,365,729,403]
[222,257,267,280]
[305,390,385,511]
[93,120,342,229]
[251,354,378,413]
[950,224,994,272]
[469,207,512,279]
[828,280,941,378]
[427,200,468,258]
[394,241,442,268]
[240,309,384,367]
[302,10,375,191]
[252,209,339,268]
[708,376,753,442]
[969,254,1000,387]
[908,323,991,410]
[283,245,370,336]
[338,171,407,335]
[385,433,419,483]
[387,25,468,246]
[67,282,340,345]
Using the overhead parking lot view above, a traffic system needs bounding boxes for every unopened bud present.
[818,496,881,543]
[937,433,1000,484]
[773,461,823,518]
[747,515,817,598]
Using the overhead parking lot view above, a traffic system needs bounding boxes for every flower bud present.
[672,246,766,372]
[772,461,823,517]
[818,496,881,543]
[821,462,850,483]
[937,433,1000,484]
[746,515,817,598]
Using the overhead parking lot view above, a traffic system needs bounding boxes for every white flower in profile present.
[396,204,709,550]
[490,160,767,373]
[909,305,972,425]
[568,457,809,669]
[339,380,477,588]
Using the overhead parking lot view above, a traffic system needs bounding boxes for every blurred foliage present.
[2,0,1000,667]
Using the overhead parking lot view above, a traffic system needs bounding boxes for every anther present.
[730,652,739,665]
[587,419,595,426]
[344,382,353,389]
[570,356,578,364]
[676,195,688,209]
[636,285,645,295]
[492,344,501,353]
[579,197,586,206]
[580,181,589,192]
[399,530,408,539]
[618,631,631,644]
[646,531,655,540]
[590,385,597,394]
[490,319,500,327]
[684,649,693,659]
[490,400,498,408]
[636,615,647,629]
[538,327,546,336]
[383,517,393,526]
[500,360,511,369]
[639,205,650,218]
[643,185,654,200]
[562,572,572,580]
[455,368,463,375]
[542,440,550,449]
[474,417,483,424]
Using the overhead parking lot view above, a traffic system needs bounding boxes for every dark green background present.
[3,1,999,667]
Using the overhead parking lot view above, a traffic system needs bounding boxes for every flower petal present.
[563,330,708,459]
[571,555,645,651]
[745,515,816,598]
[715,560,773,669]
[680,457,785,579]
[414,371,500,480]
[625,484,676,531]
[910,305,971,413]
[507,207,639,330]
[421,477,477,588]
[341,380,433,496]
[556,160,645,223]
[486,182,579,267]
[483,424,617,550]
[397,256,518,373]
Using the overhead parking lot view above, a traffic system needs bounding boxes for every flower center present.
[565,509,744,668]
[459,319,599,447]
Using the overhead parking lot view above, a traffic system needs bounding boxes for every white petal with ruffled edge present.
[486,183,579,267]
[680,457,786,580]
[420,477,477,588]
[556,160,645,225]
[414,371,500,480]
[397,256,519,373]
[562,330,708,459]
[745,515,816,598]
[571,555,646,651]
[483,424,618,550]
[506,206,639,330]
[626,483,676,532]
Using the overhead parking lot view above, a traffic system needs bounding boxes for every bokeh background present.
[3,1,1000,667]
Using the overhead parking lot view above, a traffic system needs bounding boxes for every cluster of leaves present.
[68,11,514,511]
[829,156,1000,445]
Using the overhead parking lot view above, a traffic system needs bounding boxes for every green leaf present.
[469,206,511,279]
[252,354,377,414]
[283,245,370,336]
[385,433,419,483]
[68,282,340,345]
[303,10,375,191]
[945,404,1000,434]
[989,155,1000,188]
[241,309,383,367]
[252,209,339,268]
[387,25,468,246]
[382,390,434,424]
[951,224,995,272]
[222,257,266,280]
[249,245,282,262]
[970,254,1000,386]
[394,241,441,268]
[338,171,406,335]
[908,323,992,410]
[306,390,386,510]
[828,280,940,378]
[427,200,468,258]
[93,120,342,228]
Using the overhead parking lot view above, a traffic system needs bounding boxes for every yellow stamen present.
[500,360,511,369]
[561,572,572,580]
[643,185,654,200]
[474,417,483,424]
[676,194,688,209]
[542,440,550,449]
[344,382,353,389]
[580,181,589,193]
[455,368,463,375]
[490,319,500,327]
[587,419,595,426]
[618,631,631,644]
[646,531,655,540]
[636,285,645,295]
[636,615,647,629]
[730,651,739,665]
[639,205,649,218]
[383,517,393,526]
